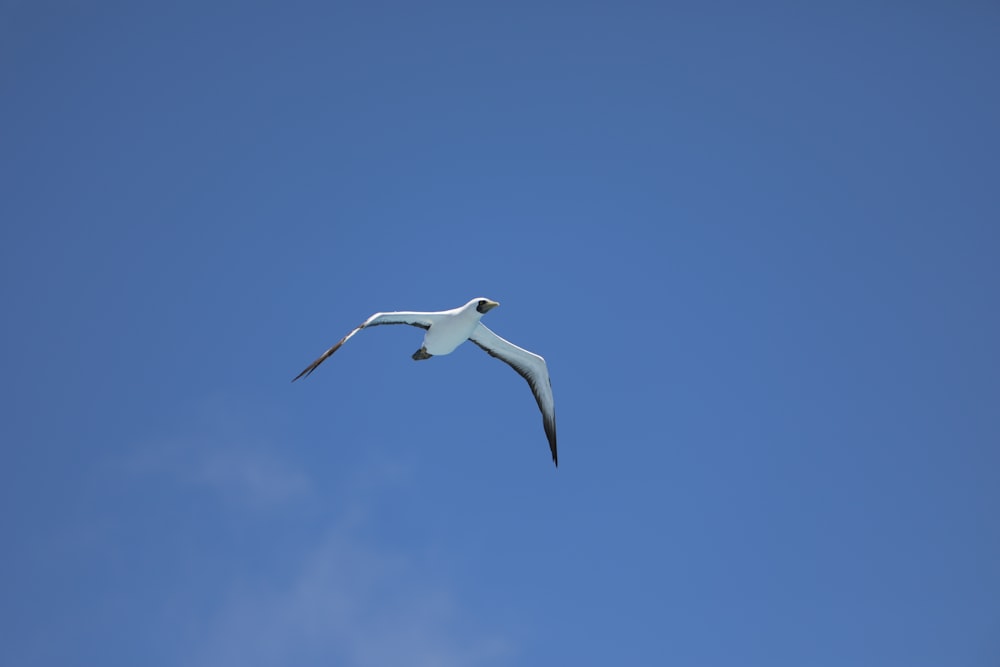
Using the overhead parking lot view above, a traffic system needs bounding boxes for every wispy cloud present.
[121,432,312,508]
[194,525,512,667]
[187,445,311,506]
[118,411,509,665]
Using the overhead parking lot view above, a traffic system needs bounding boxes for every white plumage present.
[293,298,558,466]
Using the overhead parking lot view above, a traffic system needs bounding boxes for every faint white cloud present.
[122,433,312,508]
[192,445,311,505]
[119,407,509,665]
[194,525,512,667]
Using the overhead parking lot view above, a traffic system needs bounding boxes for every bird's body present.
[294,297,558,466]
[419,301,487,356]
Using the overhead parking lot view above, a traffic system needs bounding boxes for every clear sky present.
[1,2,998,666]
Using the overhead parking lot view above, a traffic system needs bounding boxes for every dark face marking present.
[476,300,490,313]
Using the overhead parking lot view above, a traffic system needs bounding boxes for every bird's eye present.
[478,300,486,306]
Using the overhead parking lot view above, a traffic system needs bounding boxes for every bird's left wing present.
[468,323,558,466]
[293,310,443,382]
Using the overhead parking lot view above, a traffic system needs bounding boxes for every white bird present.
[293,298,558,466]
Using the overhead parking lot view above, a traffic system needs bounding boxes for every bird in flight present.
[293,298,558,466]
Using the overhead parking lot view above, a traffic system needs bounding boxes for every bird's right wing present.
[292,310,443,382]
[468,323,558,466]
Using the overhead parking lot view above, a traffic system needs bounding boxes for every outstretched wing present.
[468,323,558,467]
[293,311,443,382]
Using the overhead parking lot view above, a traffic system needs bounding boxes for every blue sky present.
[2,2,998,665]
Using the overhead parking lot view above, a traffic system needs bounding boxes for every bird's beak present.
[484,300,500,312]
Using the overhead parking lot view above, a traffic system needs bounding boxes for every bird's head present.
[472,297,500,314]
